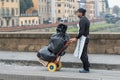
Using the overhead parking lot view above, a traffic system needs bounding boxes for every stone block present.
[114,47,120,54]
[34,45,41,51]
[18,45,28,51]
[28,45,35,51]
[105,48,115,54]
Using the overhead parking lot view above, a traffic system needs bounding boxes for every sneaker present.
[79,69,90,73]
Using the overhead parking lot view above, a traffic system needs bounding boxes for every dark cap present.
[77,8,86,16]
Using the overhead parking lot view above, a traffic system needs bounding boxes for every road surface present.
[0,63,120,80]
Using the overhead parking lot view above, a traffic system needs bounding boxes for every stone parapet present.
[0,32,120,54]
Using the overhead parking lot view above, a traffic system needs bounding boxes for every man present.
[70,8,90,73]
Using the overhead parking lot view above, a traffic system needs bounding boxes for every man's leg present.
[80,43,90,72]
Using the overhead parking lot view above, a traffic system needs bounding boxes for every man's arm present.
[76,19,86,39]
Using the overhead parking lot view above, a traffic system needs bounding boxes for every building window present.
[58,4,61,7]
[45,7,46,13]
[21,21,23,26]
[65,4,66,7]
[32,20,34,24]
[12,19,15,26]
[11,8,15,16]
[42,8,44,13]
[11,0,14,2]
[29,20,31,24]
[1,8,5,16]
[6,20,9,26]
[6,0,9,2]
[16,8,18,15]
[39,19,41,24]
[6,8,10,16]
[1,20,3,27]
[58,10,61,13]
[25,20,27,25]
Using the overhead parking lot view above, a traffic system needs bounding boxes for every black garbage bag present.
[48,24,70,54]
[37,46,56,62]
[37,24,70,62]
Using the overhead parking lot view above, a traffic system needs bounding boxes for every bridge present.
[0,32,120,80]
[0,19,104,32]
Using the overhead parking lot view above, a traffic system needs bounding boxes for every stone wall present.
[0,32,120,54]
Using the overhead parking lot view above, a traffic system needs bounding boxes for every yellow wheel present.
[47,62,57,72]
[56,62,62,71]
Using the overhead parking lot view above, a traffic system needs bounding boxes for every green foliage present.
[112,5,120,16]
[67,23,114,32]
[20,0,33,14]
[90,23,114,31]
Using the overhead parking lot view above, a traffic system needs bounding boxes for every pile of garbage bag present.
[37,24,70,62]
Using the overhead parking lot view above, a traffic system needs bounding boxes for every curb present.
[0,73,97,80]
[0,59,120,70]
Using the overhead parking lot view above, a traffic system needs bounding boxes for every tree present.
[20,0,27,13]
[112,5,120,16]
[25,0,34,10]
[20,0,33,14]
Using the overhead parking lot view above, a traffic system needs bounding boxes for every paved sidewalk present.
[0,63,120,80]
[0,51,120,70]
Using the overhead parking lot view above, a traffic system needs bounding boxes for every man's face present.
[77,12,82,18]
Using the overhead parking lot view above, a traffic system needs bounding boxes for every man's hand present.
[70,38,77,42]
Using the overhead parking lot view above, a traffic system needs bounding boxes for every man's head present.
[76,8,86,18]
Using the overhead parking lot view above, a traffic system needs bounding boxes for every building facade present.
[38,0,78,23]
[19,16,39,26]
[38,0,52,24]
[95,0,109,17]
[86,0,95,20]
[55,0,77,22]
[0,0,80,27]
[0,0,20,27]
[20,0,39,26]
